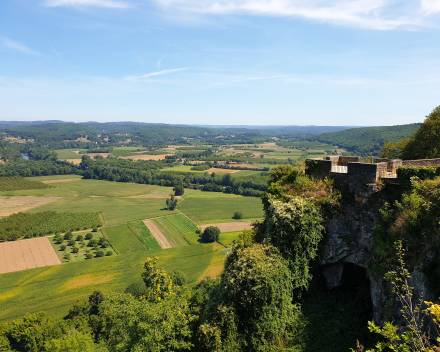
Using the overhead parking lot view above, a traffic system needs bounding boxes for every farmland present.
[0,175,264,321]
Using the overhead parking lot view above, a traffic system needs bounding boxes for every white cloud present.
[152,0,424,30]
[420,0,440,14]
[1,38,40,56]
[125,68,187,81]
[43,0,129,9]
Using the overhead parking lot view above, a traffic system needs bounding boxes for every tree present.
[85,253,93,260]
[85,233,93,240]
[76,234,83,242]
[106,250,113,256]
[72,247,79,253]
[198,243,302,352]
[166,195,178,210]
[173,184,184,196]
[201,226,220,243]
[95,250,104,257]
[232,211,243,219]
[64,232,73,240]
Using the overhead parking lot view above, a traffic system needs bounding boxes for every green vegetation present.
[0,176,53,191]
[102,224,145,254]
[201,226,220,243]
[0,211,102,241]
[314,123,419,156]
[127,221,161,250]
[153,217,190,247]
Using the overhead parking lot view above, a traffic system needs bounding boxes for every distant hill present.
[192,125,354,136]
[313,123,420,156]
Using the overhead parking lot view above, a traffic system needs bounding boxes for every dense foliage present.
[0,211,102,241]
[0,176,53,191]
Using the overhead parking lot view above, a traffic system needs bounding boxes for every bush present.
[76,234,83,241]
[96,250,104,257]
[125,282,148,298]
[201,226,220,243]
[101,241,109,248]
[67,239,75,246]
[233,211,243,219]
[85,253,93,259]
[92,227,98,232]
[72,246,79,253]
[106,250,113,256]
[170,270,187,286]
[64,253,71,261]
[60,245,66,251]
[85,233,93,240]
[64,231,73,240]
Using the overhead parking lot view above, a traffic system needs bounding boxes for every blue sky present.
[1,0,440,126]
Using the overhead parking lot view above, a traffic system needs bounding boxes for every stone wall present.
[401,158,440,167]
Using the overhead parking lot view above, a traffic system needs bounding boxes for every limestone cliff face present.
[319,200,433,324]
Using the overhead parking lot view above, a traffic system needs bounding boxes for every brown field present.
[42,178,82,184]
[87,153,109,159]
[0,237,61,274]
[206,168,240,174]
[64,159,82,165]
[0,196,58,217]
[143,220,173,249]
[120,154,173,161]
[201,222,252,232]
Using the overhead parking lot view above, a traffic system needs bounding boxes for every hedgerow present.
[0,211,102,241]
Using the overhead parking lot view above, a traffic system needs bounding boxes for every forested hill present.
[313,123,420,156]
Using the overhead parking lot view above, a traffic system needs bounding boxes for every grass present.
[218,231,241,248]
[5,179,177,226]
[127,221,161,250]
[231,170,262,177]
[102,224,146,254]
[178,192,264,223]
[49,230,117,263]
[0,242,226,322]
[28,175,83,181]
[153,217,189,247]
[55,149,84,159]
[165,214,198,233]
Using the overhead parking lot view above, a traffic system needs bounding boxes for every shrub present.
[64,253,71,261]
[76,234,83,241]
[170,270,187,286]
[106,250,113,256]
[72,246,79,253]
[60,245,66,251]
[85,253,93,259]
[101,241,109,248]
[92,227,98,232]
[64,231,73,240]
[96,250,104,257]
[201,226,220,243]
[85,233,93,240]
[67,239,75,246]
[233,211,243,219]
[125,282,148,298]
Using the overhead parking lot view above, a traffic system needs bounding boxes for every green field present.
[127,221,161,250]
[0,176,265,322]
[218,231,241,248]
[55,149,84,159]
[153,217,190,247]
[102,224,145,254]
[0,243,226,322]
[178,191,264,223]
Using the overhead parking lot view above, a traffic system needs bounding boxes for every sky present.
[1,0,440,126]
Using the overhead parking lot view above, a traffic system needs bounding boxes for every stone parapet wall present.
[401,158,440,167]
[347,162,379,184]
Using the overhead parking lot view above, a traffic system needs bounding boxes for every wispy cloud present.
[43,0,130,9]
[125,68,187,81]
[1,38,40,55]
[49,42,62,60]
[152,0,429,30]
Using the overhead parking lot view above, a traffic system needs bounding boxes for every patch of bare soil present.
[120,154,173,161]
[143,220,173,249]
[0,237,61,274]
[41,178,82,183]
[201,222,252,232]
[0,196,58,217]
[206,168,240,174]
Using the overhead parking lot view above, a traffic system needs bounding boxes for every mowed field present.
[0,175,264,322]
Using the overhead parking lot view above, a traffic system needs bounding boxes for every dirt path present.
[0,237,61,274]
[143,220,173,249]
[201,222,252,233]
[41,178,82,183]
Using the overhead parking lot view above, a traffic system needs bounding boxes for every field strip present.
[0,196,58,217]
[201,222,252,233]
[0,237,61,274]
[41,178,82,183]
[143,220,173,249]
